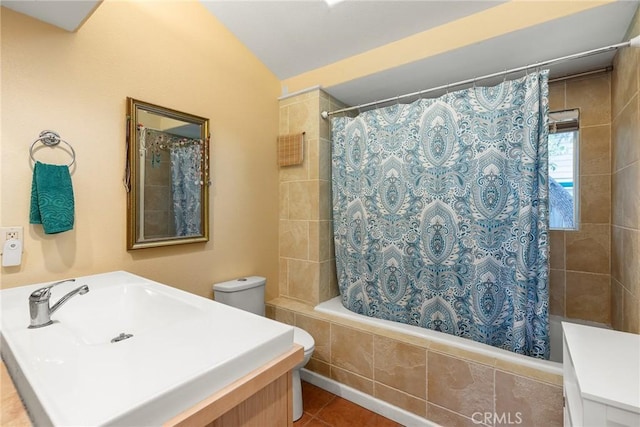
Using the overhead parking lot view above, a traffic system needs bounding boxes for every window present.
[548,109,579,230]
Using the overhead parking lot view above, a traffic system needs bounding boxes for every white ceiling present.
[1,0,101,32]
[200,0,508,79]
[201,0,639,106]
[3,0,639,108]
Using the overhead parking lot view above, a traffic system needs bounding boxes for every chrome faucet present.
[28,279,89,328]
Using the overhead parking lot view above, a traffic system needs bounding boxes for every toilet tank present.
[212,276,266,316]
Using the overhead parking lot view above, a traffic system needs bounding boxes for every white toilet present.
[213,276,314,421]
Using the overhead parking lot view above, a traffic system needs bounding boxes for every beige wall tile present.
[289,181,319,220]
[308,221,320,262]
[495,371,563,427]
[565,224,610,274]
[319,94,332,140]
[612,95,639,172]
[319,220,334,262]
[428,403,483,427]
[373,335,427,399]
[611,225,624,284]
[612,46,639,119]
[279,220,309,260]
[319,138,332,182]
[494,363,563,387]
[265,304,275,320]
[295,313,330,362]
[612,227,640,296]
[309,221,333,263]
[427,351,494,418]
[612,169,622,227]
[279,258,289,296]
[566,272,610,324]
[319,180,332,220]
[579,125,611,175]
[625,229,640,297]
[549,231,565,269]
[548,82,565,111]
[288,259,320,304]
[307,138,320,180]
[279,182,289,219]
[611,278,625,331]
[549,268,565,317]
[566,74,610,127]
[279,160,308,183]
[623,289,640,334]
[320,260,339,302]
[615,163,640,229]
[288,97,320,137]
[331,324,373,378]
[330,365,374,395]
[306,357,331,377]
[579,174,610,224]
[608,22,637,331]
[274,307,295,326]
[374,382,426,418]
[279,105,289,134]
[428,341,496,367]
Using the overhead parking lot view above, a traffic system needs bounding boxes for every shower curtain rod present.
[321,35,640,119]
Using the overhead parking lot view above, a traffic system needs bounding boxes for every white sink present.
[0,271,294,426]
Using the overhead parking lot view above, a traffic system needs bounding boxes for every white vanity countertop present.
[563,322,640,413]
[0,271,295,426]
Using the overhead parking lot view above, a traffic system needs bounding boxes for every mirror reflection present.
[126,98,209,249]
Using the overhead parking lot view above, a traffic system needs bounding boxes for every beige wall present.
[0,2,282,300]
[611,8,640,334]
[547,74,612,325]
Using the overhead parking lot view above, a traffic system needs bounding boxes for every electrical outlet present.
[1,226,23,242]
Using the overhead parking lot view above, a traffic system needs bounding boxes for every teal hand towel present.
[29,161,75,234]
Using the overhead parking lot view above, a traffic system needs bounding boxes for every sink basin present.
[0,271,294,426]
[55,282,201,345]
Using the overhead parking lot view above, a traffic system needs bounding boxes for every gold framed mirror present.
[125,98,210,250]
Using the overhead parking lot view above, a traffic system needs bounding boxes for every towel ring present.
[29,130,76,167]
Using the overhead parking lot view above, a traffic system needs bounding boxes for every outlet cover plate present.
[1,226,23,243]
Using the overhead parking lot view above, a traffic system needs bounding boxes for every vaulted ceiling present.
[3,0,638,107]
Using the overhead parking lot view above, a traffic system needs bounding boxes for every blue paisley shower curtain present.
[170,145,202,236]
[331,71,550,358]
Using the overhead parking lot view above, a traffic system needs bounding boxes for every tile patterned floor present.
[294,381,402,427]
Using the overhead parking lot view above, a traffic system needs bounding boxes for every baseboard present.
[300,369,436,427]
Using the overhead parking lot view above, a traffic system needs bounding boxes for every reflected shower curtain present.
[331,71,550,358]
[170,145,202,236]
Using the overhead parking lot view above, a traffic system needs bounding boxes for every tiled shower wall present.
[273,89,564,426]
[547,74,612,325]
[267,299,563,426]
[280,81,619,325]
[278,90,340,305]
[611,8,640,334]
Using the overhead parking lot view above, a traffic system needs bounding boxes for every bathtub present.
[0,271,295,426]
[316,297,607,374]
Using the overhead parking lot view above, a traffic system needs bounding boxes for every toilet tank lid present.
[213,276,266,292]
